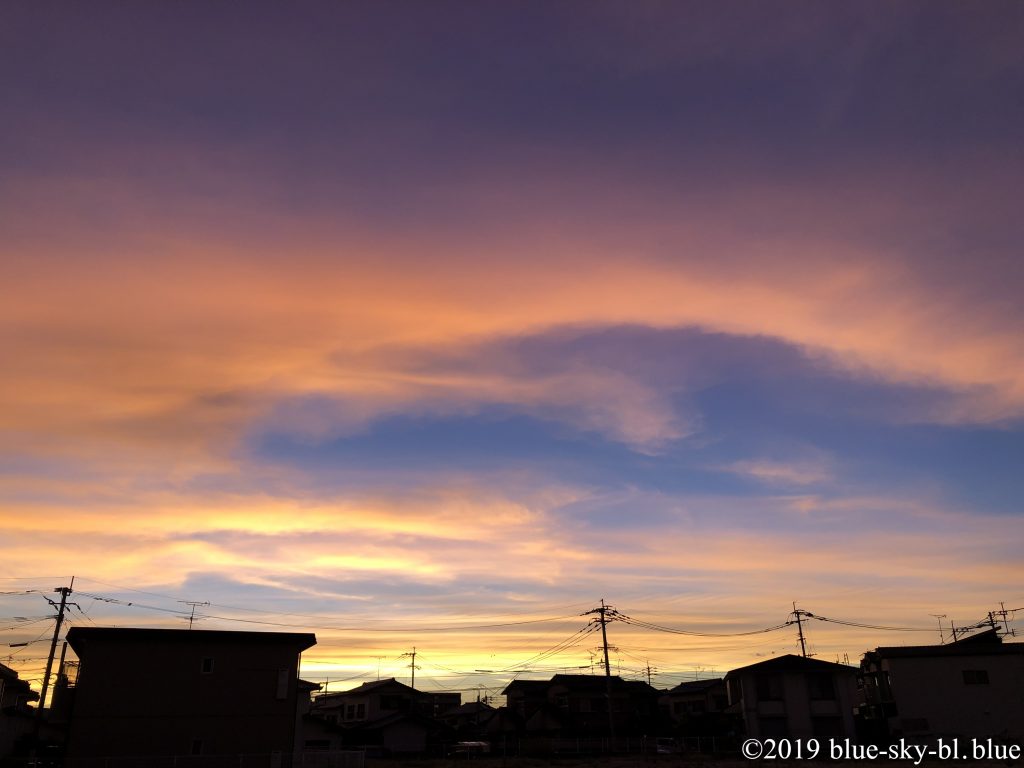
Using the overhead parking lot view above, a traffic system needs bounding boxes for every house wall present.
[881,653,1024,741]
[67,637,306,760]
[314,683,419,723]
[380,720,427,754]
[0,667,38,759]
[734,669,857,740]
[0,710,33,760]
[663,682,728,720]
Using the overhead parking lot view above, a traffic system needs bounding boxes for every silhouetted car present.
[449,741,491,758]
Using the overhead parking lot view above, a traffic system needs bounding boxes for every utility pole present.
[791,603,810,658]
[583,599,618,747]
[986,611,999,632]
[584,599,614,677]
[56,642,69,688]
[34,579,74,747]
[399,647,418,689]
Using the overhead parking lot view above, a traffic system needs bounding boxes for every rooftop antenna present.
[179,601,210,630]
[929,614,947,644]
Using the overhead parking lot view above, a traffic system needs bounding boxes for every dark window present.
[190,739,203,755]
[200,657,214,674]
[809,673,836,700]
[356,703,365,719]
[756,675,783,701]
[963,670,989,685]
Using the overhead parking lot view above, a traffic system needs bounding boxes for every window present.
[190,739,203,755]
[346,704,356,720]
[808,673,836,700]
[962,670,989,685]
[756,675,783,701]
[356,703,365,719]
[200,657,214,674]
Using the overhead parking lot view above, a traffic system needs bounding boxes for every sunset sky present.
[2,2,1023,699]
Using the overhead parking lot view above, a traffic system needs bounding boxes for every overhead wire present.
[618,613,792,637]
[78,590,579,632]
[73,576,593,624]
[806,613,942,632]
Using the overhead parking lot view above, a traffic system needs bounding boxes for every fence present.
[3,752,364,768]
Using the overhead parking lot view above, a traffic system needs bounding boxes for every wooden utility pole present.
[584,600,617,746]
[399,647,418,689]
[791,603,809,657]
[34,579,73,747]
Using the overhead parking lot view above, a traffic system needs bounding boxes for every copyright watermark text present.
[740,737,1021,764]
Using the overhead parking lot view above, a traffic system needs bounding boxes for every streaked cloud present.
[1,1,1022,689]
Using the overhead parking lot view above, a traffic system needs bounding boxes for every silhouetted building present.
[502,674,662,738]
[309,678,458,756]
[859,629,1024,743]
[725,655,858,740]
[65,626,315,767]
[662,678,728,720]
[312,678,459,724]
[0,662,39,759]
[440,699,496,739]
[660,678,738,737]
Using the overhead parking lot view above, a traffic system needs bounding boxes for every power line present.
[807,613,940,632]
[618,613,791,637]
[77,591,579,632]
[72,577,593,622]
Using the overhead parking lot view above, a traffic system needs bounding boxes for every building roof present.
[0,662,38,701]
[725,654,857,678]
[502,679,551,695]
[503,674,659,696]
[316,677,419,705]
[447,701,495,716]
[66,626,316,654]
[868,629,1024,660]
[666,678,724,695]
